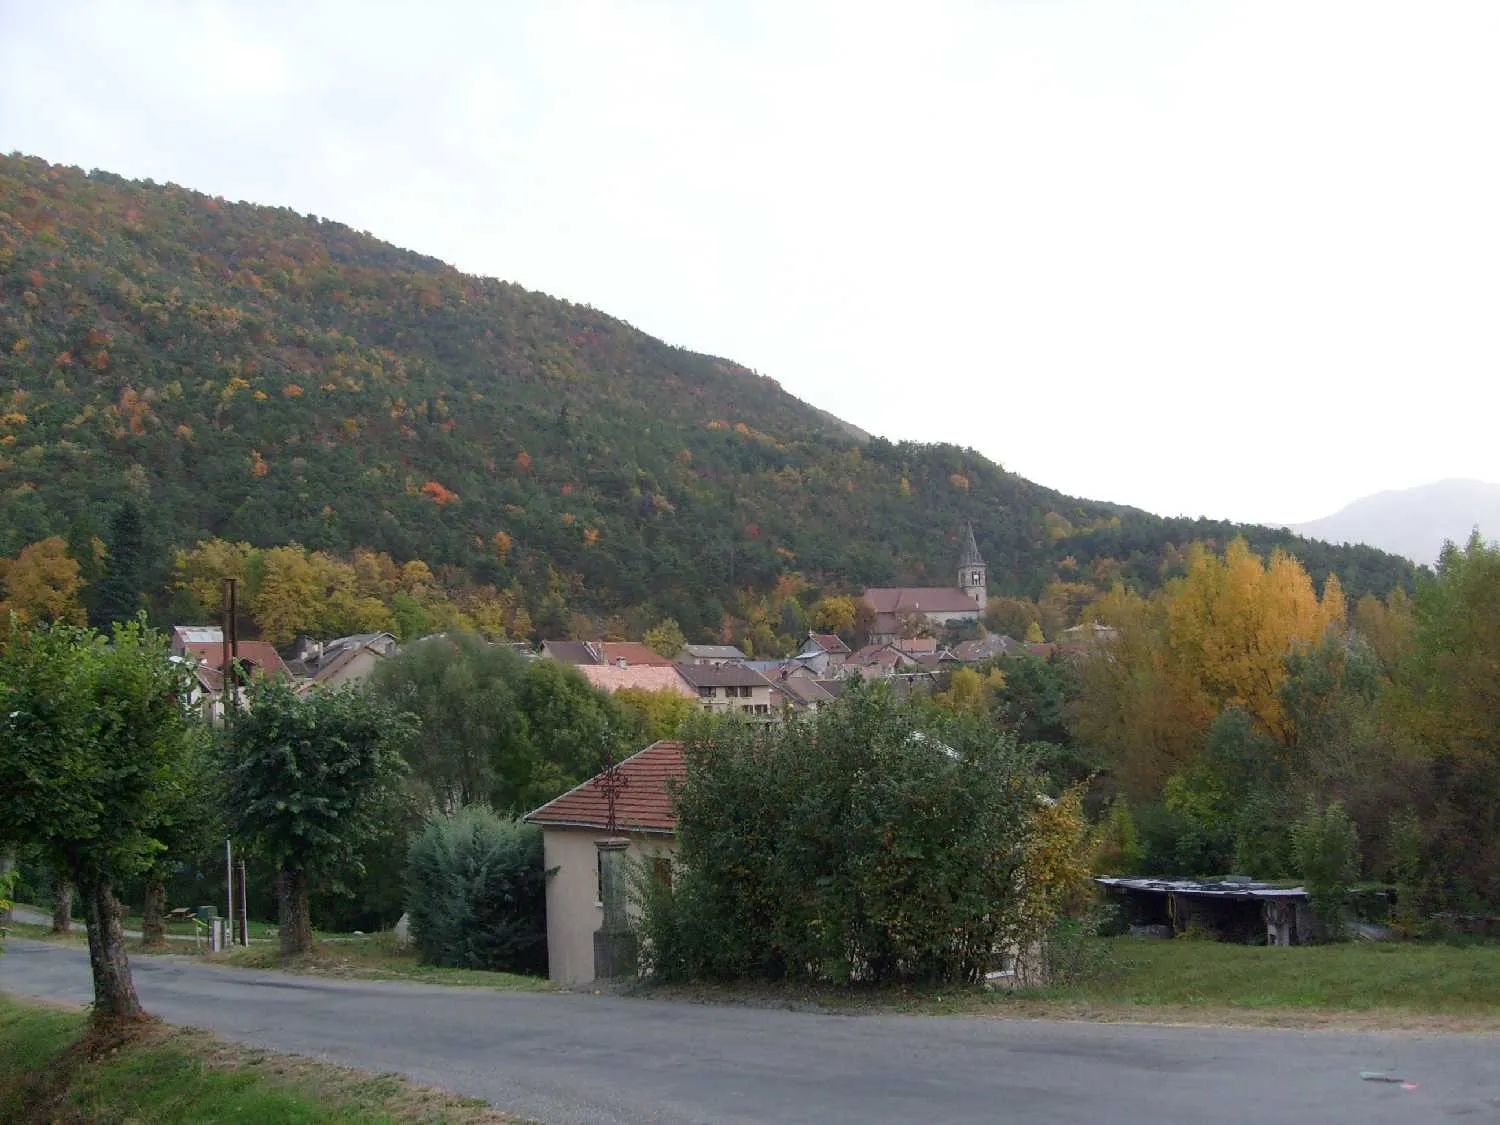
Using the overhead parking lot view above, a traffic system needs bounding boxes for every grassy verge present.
[9,923,551,992]
[215,934,553,991]
[0,994,520,1124]
[640,937,1500,1031]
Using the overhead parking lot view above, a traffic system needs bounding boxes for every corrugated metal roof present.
[1095,876,1307,900]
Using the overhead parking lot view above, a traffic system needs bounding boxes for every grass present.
[1001,935,1500,1027]
[215,933,554,991]
[640,937,1500,1031]
[0,994,521,1124]
[9,920,551,992]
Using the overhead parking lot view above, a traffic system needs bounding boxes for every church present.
[862,524,987,645]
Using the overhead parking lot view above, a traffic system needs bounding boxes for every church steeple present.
[958,523,986,607]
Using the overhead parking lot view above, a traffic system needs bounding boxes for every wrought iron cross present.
[594,743,629,834]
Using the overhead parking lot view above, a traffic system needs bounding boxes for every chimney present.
[616,657,628,668]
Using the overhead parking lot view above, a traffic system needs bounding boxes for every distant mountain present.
[0,154,1419,637]
[1291,480,1500,566]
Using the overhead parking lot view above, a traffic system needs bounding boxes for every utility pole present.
[225,838,234,947]
[237,858,249,946]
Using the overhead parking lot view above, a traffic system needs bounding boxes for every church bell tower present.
[958,523,986,608]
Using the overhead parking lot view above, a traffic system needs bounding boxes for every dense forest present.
[0,153,1418,642]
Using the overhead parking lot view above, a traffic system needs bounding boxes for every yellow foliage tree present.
[174,538,255,615]
[810,595,857,635]
[0,538,86,632]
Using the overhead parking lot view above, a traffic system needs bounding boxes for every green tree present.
[1291,800,1360,940]
[94,501,150,627]
[222,682,414,956]
[0,621,202,1019]
[369,632,535,812]
[643,617,687,659]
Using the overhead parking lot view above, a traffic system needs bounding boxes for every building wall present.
[318,648,383,690]
[541,827,678,986]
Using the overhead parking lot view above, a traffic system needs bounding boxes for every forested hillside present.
[0,154,1417,641]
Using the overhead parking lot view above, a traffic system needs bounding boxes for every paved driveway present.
[3,939,1497,1124]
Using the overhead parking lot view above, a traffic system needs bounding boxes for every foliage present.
[94,500,150,627]
[0,155,1417,650]
[1290,801,1360,940]
[614,686,697,743]
[0,619,202,1016]
[0,537,86,635]
[642,617,686,658]
[220,680,414,954]
[367,633,637,814]
[636,685,1039,986]
[1012,785,1096,984]
[404,807,547,975]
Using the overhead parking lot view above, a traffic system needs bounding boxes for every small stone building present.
[524,741,684,986]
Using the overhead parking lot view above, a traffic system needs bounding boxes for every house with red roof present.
[524,741,685,986]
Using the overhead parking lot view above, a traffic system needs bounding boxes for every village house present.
[673,661,777,720]
[524,740,684,986]
[170,626,291,682]
[539,640,674,667]
[863,524,987,645]
[791,632,851,675]
[573,663,697,699]
[285,632,398,691]
[951,633,1026,663]
[675,643,748,666]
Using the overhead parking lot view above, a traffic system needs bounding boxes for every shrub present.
[1291,800,1360,941]
[405,807,548,974]
[635,684,1040,987]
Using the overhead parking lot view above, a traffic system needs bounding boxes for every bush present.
[404,808,548,974]
[635,684,1041,986]
[1291,800,1360,941]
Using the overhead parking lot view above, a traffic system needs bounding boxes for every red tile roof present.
[178,640,290,680]
[576,664,695,697]
[599,642,673,667]
[808,633,851,654]
[864,587,983,615]
[524,740,685,835]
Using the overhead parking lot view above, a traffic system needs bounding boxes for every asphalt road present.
[3,939,1498,1124]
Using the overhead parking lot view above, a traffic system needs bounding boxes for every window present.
[698,686,715,698]
[753,704,770,714]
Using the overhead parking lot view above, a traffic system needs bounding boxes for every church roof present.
[959,522,985,568]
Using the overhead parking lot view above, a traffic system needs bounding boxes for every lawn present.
[0,995,519,1123]
[989,936,1500,1028]
[640,937,1500,1030]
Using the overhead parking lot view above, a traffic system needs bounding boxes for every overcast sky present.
[3,1,1497,524]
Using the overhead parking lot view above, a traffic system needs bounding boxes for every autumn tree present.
[615,686,697,743]
[222,681,414,956]
[0,537,87,635]
[0,621,203,1019]
[810,596,857,636]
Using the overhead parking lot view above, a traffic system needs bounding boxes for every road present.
[3,939,1497,1124]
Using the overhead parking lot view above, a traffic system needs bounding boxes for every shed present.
[1095,876,1312,945]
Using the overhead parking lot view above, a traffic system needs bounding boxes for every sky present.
[2,1,1497,524]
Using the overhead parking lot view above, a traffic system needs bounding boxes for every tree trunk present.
[73,865,144,1022]
[0,849,14,928]
[52,879,73,933]
[278,868,312,956]
[141,879,167,947]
